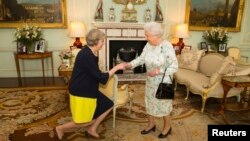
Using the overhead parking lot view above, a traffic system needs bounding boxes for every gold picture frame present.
[185,0,244,32]
[0,0,67,28]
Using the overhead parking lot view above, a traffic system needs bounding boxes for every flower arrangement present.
[14,24,42,45]
[14,24,43,53]
[59,50,74,59]
[202,27,230,51]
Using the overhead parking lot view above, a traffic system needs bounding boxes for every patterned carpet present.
[1,84,249,141]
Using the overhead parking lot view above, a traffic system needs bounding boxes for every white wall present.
[0,0,249,77]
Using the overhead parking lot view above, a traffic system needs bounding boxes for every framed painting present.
[185,0,244,32]
[0,0,67,28]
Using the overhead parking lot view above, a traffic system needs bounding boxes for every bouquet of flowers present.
[203,27,230,51]
[14,24,43,53]
[59,50,74,59]
[14,24,42,45]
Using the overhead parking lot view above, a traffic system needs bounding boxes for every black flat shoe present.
[158,127,172,138]
[141,125,156,134]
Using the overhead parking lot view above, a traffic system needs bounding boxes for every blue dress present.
[69,46,113,120]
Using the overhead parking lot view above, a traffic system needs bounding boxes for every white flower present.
[203,27,229,45]
[59,50,74,59]
[14,24,42,45]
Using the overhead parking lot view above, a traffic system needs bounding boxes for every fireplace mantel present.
[92,22,145,29]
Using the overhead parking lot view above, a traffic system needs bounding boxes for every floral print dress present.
[130,40,178,117]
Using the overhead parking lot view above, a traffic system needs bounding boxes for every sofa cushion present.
[174,68,208,85]
[178,50,205,71]
[199,53,225,76]
[210,56,236,85]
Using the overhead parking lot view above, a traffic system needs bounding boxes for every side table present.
[14,52,54,84]
[58,65,73,83]
[220,75,250,115]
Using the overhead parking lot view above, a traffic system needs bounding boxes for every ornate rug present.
[0,90,67,141]
[1,84,250,141]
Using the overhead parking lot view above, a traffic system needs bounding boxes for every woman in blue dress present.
[55,29,126,140]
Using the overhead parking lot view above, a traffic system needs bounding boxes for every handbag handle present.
[160,67,173,84]
[159,46,173,84]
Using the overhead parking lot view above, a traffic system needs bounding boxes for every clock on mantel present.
[113,0,147,23]
[113,0,146,5]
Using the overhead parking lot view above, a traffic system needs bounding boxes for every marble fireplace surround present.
[93,22,147,72]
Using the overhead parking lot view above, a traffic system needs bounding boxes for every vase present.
[212,43,220,53]
[26,42,35,54]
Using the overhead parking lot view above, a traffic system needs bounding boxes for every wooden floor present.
[0,77,68,90]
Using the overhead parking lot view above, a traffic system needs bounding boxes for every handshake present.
[113,62,160,77]
[114,62,132,71]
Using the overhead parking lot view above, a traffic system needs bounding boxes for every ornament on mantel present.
[145,8,151,22]
[109,7,115,22]
[155,0,163,22]
[94,0,103,21]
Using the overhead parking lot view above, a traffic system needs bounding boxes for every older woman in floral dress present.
[126,22,178,138]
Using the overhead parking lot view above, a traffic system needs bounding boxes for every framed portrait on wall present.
[218,43,227,52]
[35,40,45,53]
[184,0,244,32]
[0,0,67,28]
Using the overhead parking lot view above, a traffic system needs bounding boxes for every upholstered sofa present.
[174,50,250,112]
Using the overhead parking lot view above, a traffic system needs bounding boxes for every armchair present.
[228,47,249,65]
[99,74,133,128]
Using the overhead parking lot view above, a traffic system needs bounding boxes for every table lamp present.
[68,21,86,48]
[175,23,190,52]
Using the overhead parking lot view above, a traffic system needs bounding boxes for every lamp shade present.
[175,23,190,38]
[68,22,86,38]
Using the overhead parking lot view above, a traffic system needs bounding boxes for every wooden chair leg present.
[113,107,116,128]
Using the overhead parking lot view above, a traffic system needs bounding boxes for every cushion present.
[210,56,236,85]
[199,53,224,76]
[178,50,205,71]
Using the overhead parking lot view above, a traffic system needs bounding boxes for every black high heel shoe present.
[158,127,172,138]
[141,126,156,134]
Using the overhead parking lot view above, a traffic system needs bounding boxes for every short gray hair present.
[144,22,163,37]
[86,29,106,46]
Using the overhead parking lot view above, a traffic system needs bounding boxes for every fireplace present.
[92,22,147,72]
[108,39,147,74]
